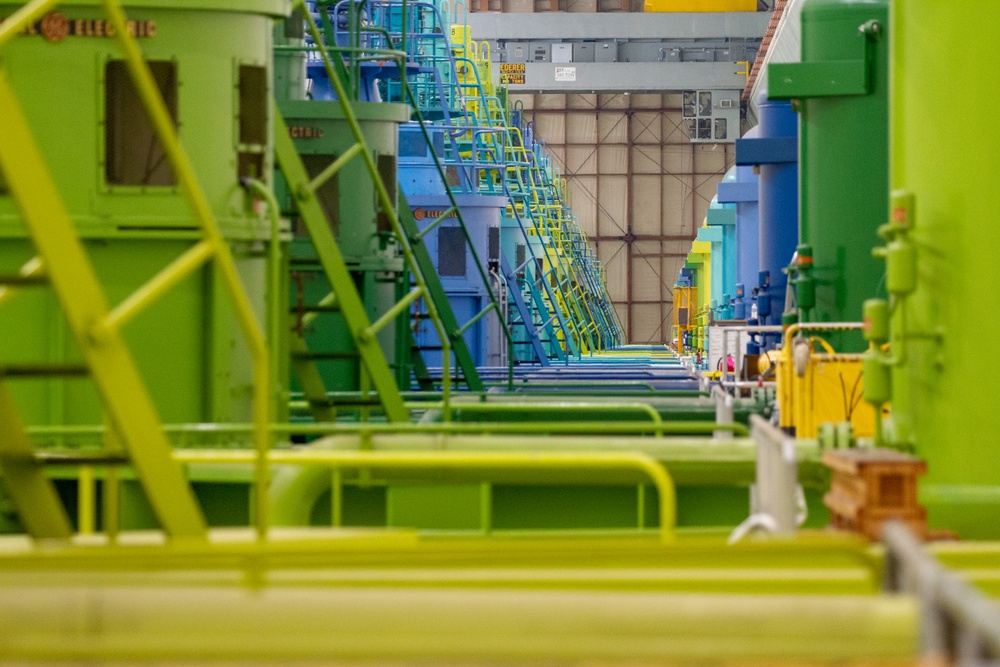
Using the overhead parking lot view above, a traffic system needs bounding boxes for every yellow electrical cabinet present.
[776,347,878,439]
[672,285,697,351]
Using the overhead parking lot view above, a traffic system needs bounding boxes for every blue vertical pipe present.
[735,90,799,327]
[717,128,760,320]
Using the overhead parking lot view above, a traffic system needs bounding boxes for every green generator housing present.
[0,0,288,428]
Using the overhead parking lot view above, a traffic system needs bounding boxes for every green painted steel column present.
[769,0,889,351]
[881,0,1000,538]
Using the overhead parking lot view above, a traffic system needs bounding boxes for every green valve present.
[886,239,916,296]
[863,298,890,344]
[794,275,816,311]
[876,192,917,296]
[793,244,816,311]
[890,190,915,229]
[862,352,891,407]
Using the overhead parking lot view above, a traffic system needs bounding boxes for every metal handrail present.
[174,448,678,542]
[883,521,1000,663]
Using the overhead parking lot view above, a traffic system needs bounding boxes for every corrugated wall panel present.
[631,302,662,344]
[598,145,627,173]
[599,240,629,302]
[568,176,598,234]
[597,175,628,233]
[632,175,662,235]
[534,113,566,145]
[566,146,598,174]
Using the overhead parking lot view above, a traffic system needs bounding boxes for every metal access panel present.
[595,41,617,62]
[528,42,551,62]
[619,41,664,63]
[507,42,529,63]
[573,42,595,62]
[552,43,572,64]
[681,89,740,143]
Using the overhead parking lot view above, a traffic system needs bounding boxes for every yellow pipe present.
[781,322,864,349]
[174,449,677,541]
[0,585,916,663]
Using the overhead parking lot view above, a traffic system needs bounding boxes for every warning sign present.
[499,62,525,85]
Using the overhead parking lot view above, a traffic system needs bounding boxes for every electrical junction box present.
[552,43,572,63]
[529,42,551,62]
[573,42,594,62]
[595,41,617,62]
[506,42,528,63]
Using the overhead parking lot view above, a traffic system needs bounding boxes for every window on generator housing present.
[105,60,178,186]
[238,65,267,181]
[376,153,397,233]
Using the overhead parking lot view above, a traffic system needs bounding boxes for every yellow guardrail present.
[174,449,677,542]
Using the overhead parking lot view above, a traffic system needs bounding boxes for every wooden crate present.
[823,448,927,541]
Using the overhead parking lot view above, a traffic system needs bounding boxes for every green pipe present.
[27,419,749,439]
[241,178,286,423]
[273,45,407,60]
[304,142,365,195]
[285,389,710,409]
[496,390,707,398]
[415,401,668,436]
[485,380,662,391]
[278,421,749,437]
